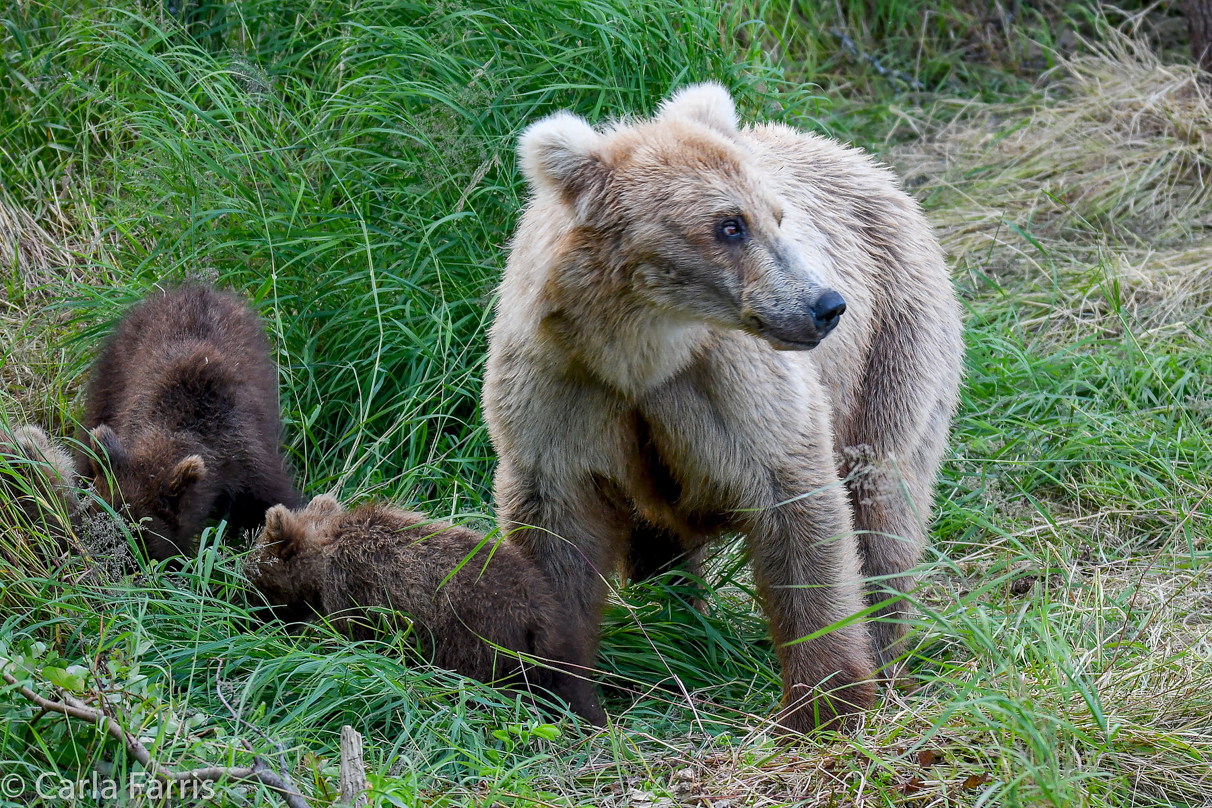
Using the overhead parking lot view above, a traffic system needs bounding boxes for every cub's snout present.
[745,287,846,350]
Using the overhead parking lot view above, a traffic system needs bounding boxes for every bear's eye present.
[716,217,747,243]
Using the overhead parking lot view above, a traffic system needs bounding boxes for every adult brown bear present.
[483,83,963,734]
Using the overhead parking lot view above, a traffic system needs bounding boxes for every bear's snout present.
[745,287,846,351]
[810,290,847,336]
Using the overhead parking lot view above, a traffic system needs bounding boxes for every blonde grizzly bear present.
[247,495,606,725]
[483,84,963,734]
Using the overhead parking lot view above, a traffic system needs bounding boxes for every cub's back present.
[82,284,276,432]
[320,504,561,650]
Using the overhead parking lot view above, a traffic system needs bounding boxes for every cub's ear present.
[305,494,343,517]
[11,424,51,456]
[518,111,609,219]
[262,504,292,540]
[87,425,126,477]
[11,425,56,469]
[658,82,739,136]
[167,455,206,496]
[11,425,73,487]
[259,504,308,558]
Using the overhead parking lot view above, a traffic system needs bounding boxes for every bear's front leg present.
[742,474,876,735]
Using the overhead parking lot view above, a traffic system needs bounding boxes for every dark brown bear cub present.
[247,495,606,726]
[77,283,300,560]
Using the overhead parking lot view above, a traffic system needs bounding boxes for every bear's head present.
[518,82,846,353]
[247,494,343,608]
[1,424,80,530]
[83,424,215,560]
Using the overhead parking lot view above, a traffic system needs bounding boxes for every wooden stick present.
[338,725,369,807]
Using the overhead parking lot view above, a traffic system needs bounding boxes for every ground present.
[1,2,1210,806]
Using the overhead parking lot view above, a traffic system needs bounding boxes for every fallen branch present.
[1,670,310,808]
[242,739,311,808]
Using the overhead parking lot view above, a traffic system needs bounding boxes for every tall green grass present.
[0,2,802,805]
[0,0,795,508]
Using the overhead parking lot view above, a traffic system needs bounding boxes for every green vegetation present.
[2,1,1210,805]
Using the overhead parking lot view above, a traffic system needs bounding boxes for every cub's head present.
[518,82,845,351]
[0,424,80,529]
[247,494,343,607]
[83,425,214,560]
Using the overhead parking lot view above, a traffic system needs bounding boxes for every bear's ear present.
[658,82,739,136]
[260,504,295,546]
[87,425,126,477]
[167,455,206,496]
[260,504,316,560]
[518,111,610,218]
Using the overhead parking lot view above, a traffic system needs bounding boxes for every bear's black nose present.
[810,290,846,335]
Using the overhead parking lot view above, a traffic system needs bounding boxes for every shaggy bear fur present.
[76,283,300,560]
[483,83,964,734]
[247,495,606,725]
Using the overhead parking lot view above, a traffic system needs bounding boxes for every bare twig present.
[831,28,926,91]
[0,670,309,807]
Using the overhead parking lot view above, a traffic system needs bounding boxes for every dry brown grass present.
[0,197,72,294]
[0,190,111,424]
[895,27,1212,339]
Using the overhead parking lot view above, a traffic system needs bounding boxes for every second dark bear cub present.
[247,495,606,726]
[77,284,300,560]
